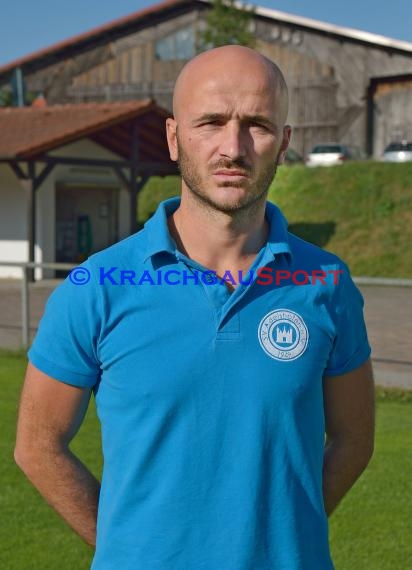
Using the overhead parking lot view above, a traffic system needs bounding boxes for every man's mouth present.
[213,169,249,180]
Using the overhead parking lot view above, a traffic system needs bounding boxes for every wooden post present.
[366,81,376,158]
[130,121,139,235]
[21,264,30,347]
[21,172,36,282]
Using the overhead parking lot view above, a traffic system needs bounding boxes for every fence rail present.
[0,261,76,348]
[1,262,412,349]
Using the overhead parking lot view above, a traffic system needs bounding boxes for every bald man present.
[15,46,374,569]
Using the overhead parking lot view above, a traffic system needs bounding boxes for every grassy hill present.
[138,162,412,278]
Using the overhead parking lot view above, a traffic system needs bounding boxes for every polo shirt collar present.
[143,197,292,262]
[264,200,293,262]
[143,197,180,261]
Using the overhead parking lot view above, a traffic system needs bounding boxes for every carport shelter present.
[0,101,177,279]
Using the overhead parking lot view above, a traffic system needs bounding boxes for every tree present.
[0,68,37,106]
[198,0,256,51]
[0,88,38,107]
[0,89,13,107]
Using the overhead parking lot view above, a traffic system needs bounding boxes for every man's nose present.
[218,122,248,160]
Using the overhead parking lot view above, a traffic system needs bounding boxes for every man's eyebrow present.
[246,114,275,127]
[192,113,227,124]
[192,113,275,127]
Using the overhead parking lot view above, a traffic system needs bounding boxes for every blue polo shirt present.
[29,197,370,570]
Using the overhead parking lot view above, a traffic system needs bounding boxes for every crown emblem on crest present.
[275,325,293,344]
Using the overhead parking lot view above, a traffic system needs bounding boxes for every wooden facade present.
[367,74,412,155]
[1,0,411,157]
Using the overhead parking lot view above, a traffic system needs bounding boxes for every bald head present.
[172,45,289,123]
[165,44,292,216]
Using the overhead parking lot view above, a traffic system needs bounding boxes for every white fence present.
[0,262,75,348]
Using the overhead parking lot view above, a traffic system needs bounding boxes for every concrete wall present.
[0,165,28,278]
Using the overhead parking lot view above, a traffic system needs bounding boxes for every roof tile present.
[0,100,169,159]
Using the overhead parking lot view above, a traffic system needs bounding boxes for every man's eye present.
[200,120,222,127]
[250,123,270,131]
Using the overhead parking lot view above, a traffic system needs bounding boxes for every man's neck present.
[168,192,269,278]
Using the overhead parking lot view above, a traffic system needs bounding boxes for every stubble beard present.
[176,136,280,218]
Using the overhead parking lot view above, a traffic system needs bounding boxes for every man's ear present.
[166,118,178,162]
[277,125,292,165]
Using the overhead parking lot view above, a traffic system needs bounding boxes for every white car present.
[381,141,412,163]
[305,143,361,167]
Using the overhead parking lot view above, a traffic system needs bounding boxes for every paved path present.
[359,285,411,389]
[0,280,410,389]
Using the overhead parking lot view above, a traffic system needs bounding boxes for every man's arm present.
[322,358,375,516]
[14,363,100,547]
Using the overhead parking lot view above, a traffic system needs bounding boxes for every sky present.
[0,0,411,67]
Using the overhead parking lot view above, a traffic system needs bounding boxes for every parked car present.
[381,141,412,163]
[305,143,363,167]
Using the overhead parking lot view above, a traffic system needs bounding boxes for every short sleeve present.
[28,259,102,388]
[324,264,371,377]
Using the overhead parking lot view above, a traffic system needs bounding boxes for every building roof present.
[254,4,412,53]
[0,100,176,171]
[0,0,411,80]
[0,0,193,78]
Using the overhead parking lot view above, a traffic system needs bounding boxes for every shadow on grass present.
[288,221,336,248]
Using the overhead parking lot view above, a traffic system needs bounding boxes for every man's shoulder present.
[287,231,345,269]
[88,227,148,268]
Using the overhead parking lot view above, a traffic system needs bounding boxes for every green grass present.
[1,351,411,569]
[138,162,412,277]
[0,351,99,570]
[329,398,412,569]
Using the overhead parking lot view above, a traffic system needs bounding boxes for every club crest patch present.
[258,309,309,361]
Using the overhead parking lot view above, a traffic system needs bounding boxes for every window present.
[385,141,412,152]
[155,26,195,61]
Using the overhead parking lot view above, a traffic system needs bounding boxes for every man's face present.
[167,54,291,214]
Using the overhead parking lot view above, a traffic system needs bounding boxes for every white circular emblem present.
[258,309,309,361]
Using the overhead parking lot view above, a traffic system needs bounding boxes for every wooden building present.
[1,0,412,157]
